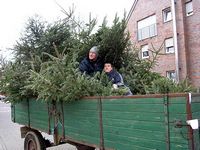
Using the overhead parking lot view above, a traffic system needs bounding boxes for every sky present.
[0,0,133,60]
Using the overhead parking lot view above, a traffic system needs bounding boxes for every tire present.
[76,144,95,150]
[24,130,46,150]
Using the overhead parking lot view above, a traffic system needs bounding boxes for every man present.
[104,63,133,96]
[79,46,103,75]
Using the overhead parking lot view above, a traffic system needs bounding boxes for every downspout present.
[171,0,180,82]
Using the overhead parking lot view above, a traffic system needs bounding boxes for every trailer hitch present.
[174,120,189,128]
[174,119,199,130]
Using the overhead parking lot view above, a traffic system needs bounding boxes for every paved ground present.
[0,101,76,150]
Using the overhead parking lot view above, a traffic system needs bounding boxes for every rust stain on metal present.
[47,102,51,134]
[27,99,30,127]
[186,94,194,150]
[61,101,65,139]
[84,93,190,100]
[163,94,170,150]
[98,97,105,150]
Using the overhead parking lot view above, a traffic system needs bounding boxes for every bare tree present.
[0,52,5,65]
[0,50,7,77]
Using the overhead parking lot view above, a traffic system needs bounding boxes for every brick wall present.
[127,0,200,88]
[185,0,200,87]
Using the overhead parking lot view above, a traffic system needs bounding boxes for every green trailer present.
[11,93,200,150]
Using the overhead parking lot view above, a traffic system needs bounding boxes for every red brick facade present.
[127,0,200,88]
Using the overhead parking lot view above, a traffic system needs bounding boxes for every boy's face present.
[104,63,113,73]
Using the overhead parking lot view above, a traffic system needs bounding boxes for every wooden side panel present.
[12,100,29,126]
[63,99,100,147]
[102,96,190,150]
[191,95,200,116]
[11,104,15,122]
[191,95,200,150]
[11,94,199,149]
[102,97,166,150]
[168,97,189,150]
[29,99,49,133]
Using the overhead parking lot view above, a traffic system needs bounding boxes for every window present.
[141,45,149,59]
[163,7,172,22]
[186,1,193,16]
[166,70,176,81]
[137,15,157,40]
[165,38,174,53]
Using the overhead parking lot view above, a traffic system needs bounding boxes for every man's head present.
[104,63,113,73]
[89,46,99,61]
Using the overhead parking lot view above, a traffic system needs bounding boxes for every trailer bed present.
[11,93,200,150]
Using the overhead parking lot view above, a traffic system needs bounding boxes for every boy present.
[104,63,133,96]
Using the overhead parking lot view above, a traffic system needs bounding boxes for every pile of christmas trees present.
[0,12,195,103]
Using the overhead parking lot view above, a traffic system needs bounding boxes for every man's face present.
[104,63,113,73]
[89,52,97,61]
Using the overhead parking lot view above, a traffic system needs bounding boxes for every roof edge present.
[126,0,139,23]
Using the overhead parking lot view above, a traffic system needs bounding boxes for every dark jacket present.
[106,70,124,86]
[79,57,103,75]
[106,70,133,96]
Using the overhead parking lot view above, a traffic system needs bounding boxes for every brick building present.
[126,0,200,88]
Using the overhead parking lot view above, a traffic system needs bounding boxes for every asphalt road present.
[0,101,76,150]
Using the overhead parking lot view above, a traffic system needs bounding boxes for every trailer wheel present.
[24,131,46,150]
[76,144,95,150]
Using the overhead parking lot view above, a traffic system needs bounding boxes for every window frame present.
[165,37,174,54]
[166,70,176,81]
[141,44,149,59]
[185,1,193,16]
[163,7,172,23]
[137,15,157,41]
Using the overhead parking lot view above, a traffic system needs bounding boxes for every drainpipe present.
[171,0,179,82]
